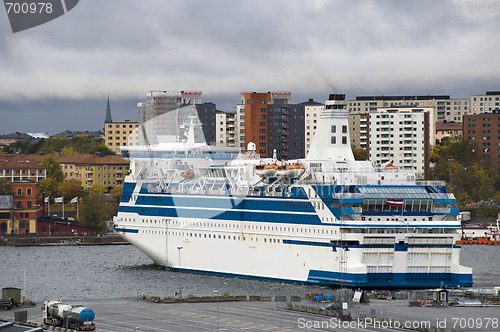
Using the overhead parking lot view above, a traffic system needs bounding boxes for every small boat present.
[456,218,500,245]
[254,163,277,177]
[276,163,305,178]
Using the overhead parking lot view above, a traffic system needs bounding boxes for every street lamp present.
[213,290,219,331]
[177,246,183,301]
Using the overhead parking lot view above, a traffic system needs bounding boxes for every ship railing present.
[430,207,452,214]
[332,193,364,200]
[416,180,446,187]
[429,193,455,200]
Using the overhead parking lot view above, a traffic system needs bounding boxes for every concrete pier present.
[1,297,498,331]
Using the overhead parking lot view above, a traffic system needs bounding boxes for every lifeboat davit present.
[254,163,277,177]
[180,168,195,179]
[276,163,305,178]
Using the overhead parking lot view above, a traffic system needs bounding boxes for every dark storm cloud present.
[0,0,499,133]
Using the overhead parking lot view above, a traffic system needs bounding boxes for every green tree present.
[80,193,116,234]
[58,179,85,201]
[40,178,59,198]
[40,137,72,154]
[0,178,13,194]
[41,155,65,182]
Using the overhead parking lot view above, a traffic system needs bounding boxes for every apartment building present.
[470,91,500,114]
[348,95,469,122]
[0,154,46,182]
[463,111,500,167]
[104,120,140,154]
[215,111,236,147]
[369,107,431,179]
[68,155,129,193]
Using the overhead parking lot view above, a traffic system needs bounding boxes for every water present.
[0,244,498,302]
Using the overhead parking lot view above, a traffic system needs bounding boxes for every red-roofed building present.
[435,121,463,143]
[0,154,46,182]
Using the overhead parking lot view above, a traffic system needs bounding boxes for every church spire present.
[105,95,113,123]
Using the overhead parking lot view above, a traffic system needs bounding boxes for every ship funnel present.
[305,93,354,162]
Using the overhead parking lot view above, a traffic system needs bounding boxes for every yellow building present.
[58,154,129,193]
[104,121,140,154]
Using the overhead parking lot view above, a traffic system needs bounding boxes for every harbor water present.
[0,244,498,302]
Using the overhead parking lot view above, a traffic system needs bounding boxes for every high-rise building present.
[368,107,432,179]
[470,91,500,114]
[239,91,310,159]
[463,111,500,167]
[240,92,274,156]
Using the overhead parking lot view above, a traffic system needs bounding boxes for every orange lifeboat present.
[254,163,277,177]
[276,163,305,178]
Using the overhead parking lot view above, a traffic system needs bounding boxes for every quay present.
[0,234,129,246]
[1,296,499,331]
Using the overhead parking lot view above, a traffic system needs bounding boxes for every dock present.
[1,296,499,331]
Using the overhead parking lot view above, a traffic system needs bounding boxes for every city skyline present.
[1,0,499,133]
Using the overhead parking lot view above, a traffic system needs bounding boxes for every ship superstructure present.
[113,95,472,289]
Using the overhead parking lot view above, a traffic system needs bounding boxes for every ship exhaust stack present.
[306,93,354,162]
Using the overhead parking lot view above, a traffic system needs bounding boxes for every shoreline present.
[0,234,129,246]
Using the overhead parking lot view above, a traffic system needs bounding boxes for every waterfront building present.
[60,154,129,193]
[463,111,500,167]
[0,181,44,235]
[368,107,432,179]
[0,154,46,182]
[36,216,94,236]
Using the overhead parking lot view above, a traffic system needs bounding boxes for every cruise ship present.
[113,94,473,289]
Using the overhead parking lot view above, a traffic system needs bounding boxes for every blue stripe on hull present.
[161,266,473,289]
[307,270,473,289]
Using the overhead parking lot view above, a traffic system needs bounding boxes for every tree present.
[40,178,59,198]
[40,137,72,154]
[41,155,65,183]
[352,148,368,161]
[79,193,115,234]
[0,178,13,194]
[89,183,105,195]
[110,186,123,201]
[58,179,85,201]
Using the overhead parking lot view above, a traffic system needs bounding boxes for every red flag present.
[386,199,404,207]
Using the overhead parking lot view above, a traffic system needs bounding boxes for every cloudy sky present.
[0,0,499,134]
